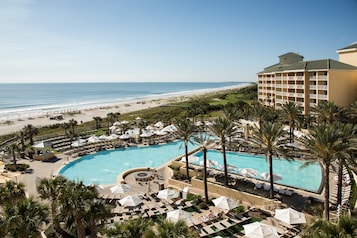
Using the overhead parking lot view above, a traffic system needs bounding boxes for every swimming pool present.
[59,140,198,185]
[192,150,323,193]
[59,140,322,192]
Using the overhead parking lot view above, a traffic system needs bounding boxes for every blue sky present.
[0,0,356,83]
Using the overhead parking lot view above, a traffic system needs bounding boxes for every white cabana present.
[119,195,142,207]
[260,172,282,181]
[110,184,131,194]
[243,222,279,238]
[238,168,258,178]
[274,208,306,225]
[166,209,192,224]
[157,188,180,200]
[212,196,238,210]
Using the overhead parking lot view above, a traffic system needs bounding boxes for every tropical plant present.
[311,101,342,126]
[297,123,354,220]
[174,117,195,180]
[104,216,154,238]
[156,218,197,238]
[280,101,303,143]
[0,180,26,205]
[193,132,215,203]
[2,197,49,238]
[301,213,357,237]
[93,116,102,130]
[210,117,237,187]
[5,142,20,165]
[106,112,116,127]
[68,119,78,138]
[23,124,38,145]
[249,121,289,198]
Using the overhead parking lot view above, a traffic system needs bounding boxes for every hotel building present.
[257,43,357,114]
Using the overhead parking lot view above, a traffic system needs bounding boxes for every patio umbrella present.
[238,168,258,178]
[274,208,306,225]
[166,209,192,224]
[154,121,164,128]
[32,141,51,148]
[154,130,168,136]
[87,135,100,143]
[243,222,279,238]
[200,160,218,168]
[180,155,199,163]
[119,195,142,207]
[140,131,153,138]
[260,172,282,181]
[110,184,131,194]
[217,164,237,172]
[71,138,86,147]
[119,134,130,140]
[212,196,238,210]
[157,188,180,200]
[107,134,119,140]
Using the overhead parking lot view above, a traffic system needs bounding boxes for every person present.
[209,210,215,220]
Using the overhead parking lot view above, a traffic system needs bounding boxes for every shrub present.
[5,163,29,172]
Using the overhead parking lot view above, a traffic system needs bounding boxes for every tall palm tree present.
[311,101,342,126]
[62,122,70,136]
[156,218,197,238]
[104,216,153,238]
[106,112,116,127]
[193,132,215,203]
[280,101,302,143]
[249,121,289,199]
[6,142,20,165]
[210,117,237,187]
[36,176,68,230]
[174,117,195,180]
[114,112,121,121]
[301,213,357,237]
[3,197,49,238]
[23,124,38,145]
[68,119,78,136]
[93,116,102,130]
[297,124,351,221]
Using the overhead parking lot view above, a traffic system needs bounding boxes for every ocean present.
[0,82,250,121]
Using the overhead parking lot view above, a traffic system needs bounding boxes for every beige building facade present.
[257,43,357,114]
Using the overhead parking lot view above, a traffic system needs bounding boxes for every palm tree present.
[280,101,302,143]
[5,142,20,166]
[106,112,116,127]
[301,213,357,237]
[93,116,102,130]
[62,122,70,136]
[23,124,38,145]
[249,121,289,199]
[68,119,78,137]
[311,101,342,126]
[156,218,197,238]
[0,180,26,205]
[210,117,237,187]
[193,132,215,203]
[86,199,113,238]
[297,123,352,220]
[114,112,121,121]
[3,197,49,238]
[174,117,195,180]
[104,216,153,238]
[36,176,69,230]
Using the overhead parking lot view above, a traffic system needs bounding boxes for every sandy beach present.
[0,83,252,136]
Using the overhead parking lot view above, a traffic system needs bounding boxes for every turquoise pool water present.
[193,150,323,193]
[59,140,322,192]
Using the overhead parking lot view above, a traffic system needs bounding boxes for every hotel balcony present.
[287,85,295,89]
[317,85,328,90]
[296,93,305,98]
[296,85,304,89]
[309,94,317,98]
[309,102,317,107]
[318,94,328,100]
[309,85,317,90]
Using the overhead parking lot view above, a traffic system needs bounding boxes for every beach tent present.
[119,195,142,207]
[274,208,306,225]
[238,168,258,178]
[212,196,238,210]
[110,184,131,194]
[243,222,279,238]
[157,188,180,200]
[166,209,192,224]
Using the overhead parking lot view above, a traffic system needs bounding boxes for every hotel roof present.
[258,59,357,74]
[336,42,357,53]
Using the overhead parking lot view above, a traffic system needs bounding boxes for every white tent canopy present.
[157,188,180,200]
[166,209,192,224]
[119,195,142,207]
[274,208,306,225]
[243,222,279,238]
[212,196,238,210]
[110,184,131,194]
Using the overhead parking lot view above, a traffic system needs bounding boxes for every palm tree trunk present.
[324,163,330,220]
[268,152,274,199]
[184,141,190,181]
[222,143,229,187]
[203,148,209,203]
[337,159,343,207]
[76,219,86,238]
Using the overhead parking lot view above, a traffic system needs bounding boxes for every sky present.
[0,0,356,83]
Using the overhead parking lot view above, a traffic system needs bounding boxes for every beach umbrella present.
[162,124,177,133]
[154,130,168,136]
[107,134,119,140]
[113,121,121,126]
[217,164,237,172]
[110,184,131,194]
[120,120,129,124]
[140,131,153,138]
[243,222,279,238]
[154,121,164,128]
[135,116,142,120]
[99,135,109,140]
[157,188,180,200]
[260,172,282,181]
[195,121,204,126]
[238,168,258,178]
[87,135,100,143]
[89,184,105,192]
[119,134,130,140]
[71,138,86,147]
[212,196,238,210]
[119,195,142,207]
[180,155,199,163]
[274,208,306,225]
[32,141,51,148]
[166,209,192,224]
[200,160,218,168]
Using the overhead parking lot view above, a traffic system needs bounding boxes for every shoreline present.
[0,83,252,136]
